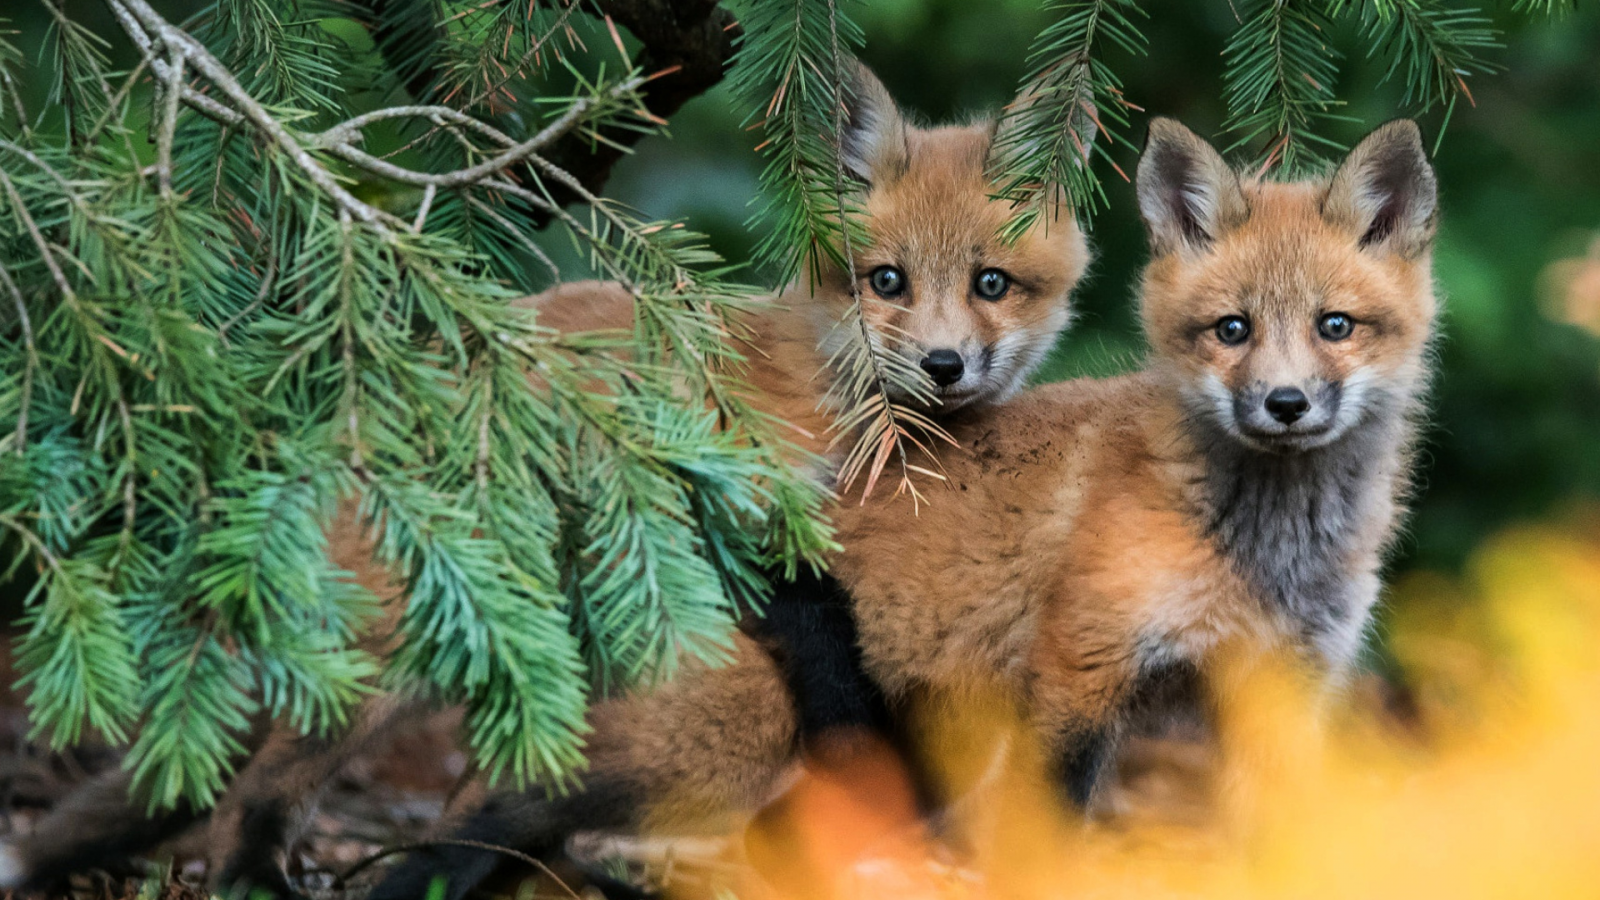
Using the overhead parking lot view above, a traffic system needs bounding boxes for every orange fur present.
[528,120,1089,463]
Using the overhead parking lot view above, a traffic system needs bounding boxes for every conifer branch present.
[108,0,400,228]
[817,0,949,505]
[1333,0,1499,128]
[1222,0,1344,171]
[996,0,1146,229]
[0,263,33,452]
[312,75,648,189]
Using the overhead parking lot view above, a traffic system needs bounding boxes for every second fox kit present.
[0,65,1087,899]
[367,116,1441,900]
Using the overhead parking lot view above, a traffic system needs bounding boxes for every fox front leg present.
[1025,624,1142,816]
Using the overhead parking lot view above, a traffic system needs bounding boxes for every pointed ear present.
[1322,120,1438,257]
[1135,118,1249,256]
[839,62,909,185]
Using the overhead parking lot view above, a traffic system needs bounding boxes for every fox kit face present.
[1136,119,1438,452]
[813,66,1092,412]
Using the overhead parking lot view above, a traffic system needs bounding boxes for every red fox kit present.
[365,117,1439,900]
[529,68,1089,457]
[527,58,1091,802]
[0,65,1088,899]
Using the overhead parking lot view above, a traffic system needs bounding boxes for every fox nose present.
[920,350,965,387]
[1264,387,1311,424]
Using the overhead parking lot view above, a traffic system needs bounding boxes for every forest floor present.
[0,639,1417,900]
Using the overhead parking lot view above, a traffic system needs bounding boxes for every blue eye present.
[974,269,1010,300]
[869,266,906,298]
[1215,316,1251,345]
[1318,312,1354,341]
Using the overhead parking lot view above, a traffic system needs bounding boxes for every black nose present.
[919,350,965,387]
[1264,387,1311,424]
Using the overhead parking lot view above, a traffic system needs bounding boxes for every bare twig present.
[154,49,185,200]
[314,75,647,189]
[0,66,29,139]
[411,183,436,232]
[83,55,150,146]
[102,0,242,127]
[0,168,77,308]
[356,0,741,228]
[464,195,559,280]
[217,251,279,346]
[335,211,364,471]
[311,104,517,149]
[333,838,585,900]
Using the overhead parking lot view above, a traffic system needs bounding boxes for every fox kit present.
[365,117,1439,900]
[530,68,1088,457]
[0,66,1088,899]
[527,61,1091,763]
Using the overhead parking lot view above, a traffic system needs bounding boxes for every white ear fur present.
[839,62,908,184]
[1323,120,1438,257]
[1135,118,1249,255]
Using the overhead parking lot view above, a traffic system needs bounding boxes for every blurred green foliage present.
[604,0,1600,582]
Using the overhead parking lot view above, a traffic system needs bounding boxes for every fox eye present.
[1215,316,1251,345]
[1318,312,1354,341]
[974,268,1010,301]
[868,266,906,298]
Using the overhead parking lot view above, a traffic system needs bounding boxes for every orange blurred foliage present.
[639,513,1600,900]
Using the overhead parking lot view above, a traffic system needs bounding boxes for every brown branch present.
[533,0,740,224]
[107,0,401,229]
[354,0,741,229]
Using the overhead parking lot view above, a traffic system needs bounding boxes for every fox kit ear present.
[1136,118,1248,256]
[989,83,1100,170]
[987,83,1099,222]
[1322,119,1438,257]
[839,62,909,185]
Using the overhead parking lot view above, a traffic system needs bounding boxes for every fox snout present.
[919,349,965,386]
[900,341,1000,410]
[1231,380,1343,447]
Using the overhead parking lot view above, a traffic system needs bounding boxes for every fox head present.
[808,64,1093,413]
[1135,118,1439,452]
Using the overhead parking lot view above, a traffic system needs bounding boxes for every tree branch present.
[311,77,647,189]
[106,0,402,229]
[555,0,740,214]
[355,0,741,228]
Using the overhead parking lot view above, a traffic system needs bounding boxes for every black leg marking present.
[751,567,893,739]
[218,801,304,900]
[751,568,951,818]
[365,779,642,900]
[1053,660,1208,813]
[1055,727,1118,811]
